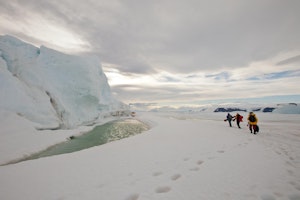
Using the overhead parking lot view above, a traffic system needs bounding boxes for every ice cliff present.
[0,35,128,129]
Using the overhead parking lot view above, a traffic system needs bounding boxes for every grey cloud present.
[111,84,206,103]
[2,0,300,75]
[277,55,300,66]
[264,70,300,80]
[129,102,158,111]
[158,75,181,83]
[129,102,157,107]
[205,72,232,81]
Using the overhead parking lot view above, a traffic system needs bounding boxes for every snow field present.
[0,112,299,200]
[1,34,300,200]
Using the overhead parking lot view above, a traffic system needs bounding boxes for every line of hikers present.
[225,112,259,134]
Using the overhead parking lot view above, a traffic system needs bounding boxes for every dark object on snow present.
[289,103,297,106]
[69,136,75,140]
[252,108,261,112]
[252,125,260,134]
[262,107,275,112]
[214,107,247,112]
[131,112,136,117]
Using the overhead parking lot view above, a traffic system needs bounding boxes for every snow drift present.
[0,35,127,129]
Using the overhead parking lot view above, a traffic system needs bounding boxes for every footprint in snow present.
[190,167,200,171]
[288,194,300,200]
[287,169,295,176]
[155,186,171,193]
[260,194,276,200]
[183,157,190,161]
[289,181,300,191]
[171,174,181,181]
[152,172,163,176]
[197,160,204,165]
[125,193,139,200]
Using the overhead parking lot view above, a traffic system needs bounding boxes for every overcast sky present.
[1,0,300,107]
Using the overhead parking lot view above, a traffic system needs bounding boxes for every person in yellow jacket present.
[247,112,258,134]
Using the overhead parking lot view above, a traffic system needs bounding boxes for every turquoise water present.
[9,119,149,164]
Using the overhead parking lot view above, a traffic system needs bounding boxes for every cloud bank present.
[1,0,300,105]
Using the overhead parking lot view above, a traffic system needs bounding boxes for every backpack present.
[238,115,243,122]
[249,115,256,122]
[256,125,259,132]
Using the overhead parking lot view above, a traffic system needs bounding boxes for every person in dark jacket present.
[225,113,233,127]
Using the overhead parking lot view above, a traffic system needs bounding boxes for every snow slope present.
[0,112,299,200]
[0,35,127,129]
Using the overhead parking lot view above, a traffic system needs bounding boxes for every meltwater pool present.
[7,118,149,164]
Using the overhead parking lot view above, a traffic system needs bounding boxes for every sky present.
[1,0,300,107]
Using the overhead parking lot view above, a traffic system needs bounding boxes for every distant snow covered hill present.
[212,103,300,114]
[131,103,300,114]
[0,35,128,129]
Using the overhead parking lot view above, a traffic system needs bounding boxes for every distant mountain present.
[214,107,247,112]
[0,35,128,129]
[212,104,299,114]
[141,103,300,114]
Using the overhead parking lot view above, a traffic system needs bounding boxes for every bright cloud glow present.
[103,66,158,87]
[104,52,300,105]
[1,13,90,53]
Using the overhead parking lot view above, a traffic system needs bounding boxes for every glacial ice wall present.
[0,35,127,129]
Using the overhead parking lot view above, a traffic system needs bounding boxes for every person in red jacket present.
[233,113,243,128]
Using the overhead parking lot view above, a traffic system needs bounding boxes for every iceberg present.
[0,35,128,129]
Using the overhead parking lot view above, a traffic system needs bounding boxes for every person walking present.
[225,113,233,127]
[247,112,258,134]
[233,113,243,128]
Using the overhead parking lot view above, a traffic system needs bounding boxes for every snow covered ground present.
[1,34,300,199]
[0,111,299,200]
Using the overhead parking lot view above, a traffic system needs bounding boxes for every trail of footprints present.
[124,140,300,200]
[270,142,300,196]
[125,150,225,200]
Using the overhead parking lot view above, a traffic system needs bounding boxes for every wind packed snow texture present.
[0,35,126,129]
